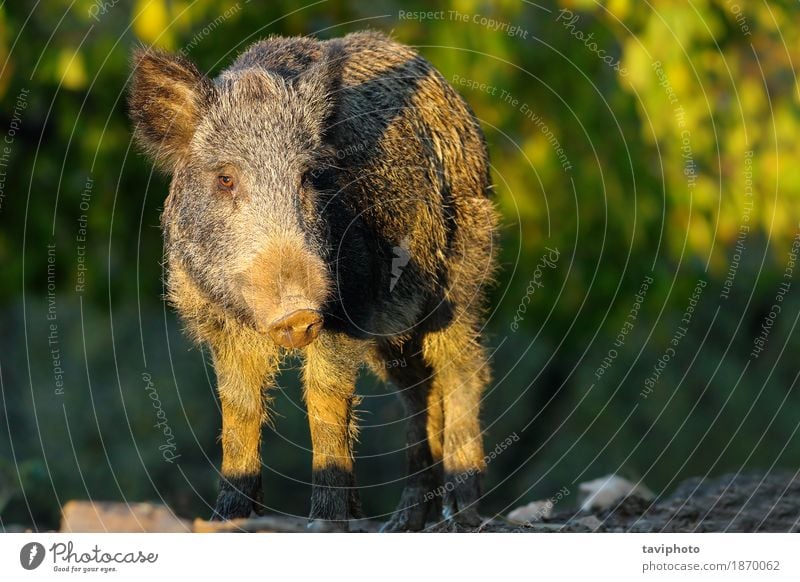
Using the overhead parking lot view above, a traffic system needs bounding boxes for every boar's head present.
[129,44,346,349]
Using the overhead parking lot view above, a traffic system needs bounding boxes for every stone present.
[578,475,653,511]
[507,499,555,524]
[60,500,191,533]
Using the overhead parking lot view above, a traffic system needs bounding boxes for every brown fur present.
[129,30,498,530]
[128,48,216,172]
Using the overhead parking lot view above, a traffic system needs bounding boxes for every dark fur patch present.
[211,472,263,520]
[310,466,359,524]
[442,470,483,526]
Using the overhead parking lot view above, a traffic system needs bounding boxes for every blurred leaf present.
[57,48,88,90]
[133,0,173,49]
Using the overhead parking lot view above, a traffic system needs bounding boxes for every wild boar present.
[129,30,498,531]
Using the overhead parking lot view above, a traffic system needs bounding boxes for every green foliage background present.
[1,0,799,528]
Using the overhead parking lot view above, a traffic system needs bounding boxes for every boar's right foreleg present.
[207,326,278,521]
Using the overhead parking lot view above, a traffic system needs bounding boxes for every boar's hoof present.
[210,474,263,520]
[380,507,428,532]
[268,309,323,348]
[441,507,483,532]
[211,484,261,521]
[380,488,430,532]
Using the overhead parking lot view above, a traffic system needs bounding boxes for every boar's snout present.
[238,239,331,347]
[267,309,323,348]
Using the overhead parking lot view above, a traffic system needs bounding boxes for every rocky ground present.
[489,471,800,533]
[4,471,798,533]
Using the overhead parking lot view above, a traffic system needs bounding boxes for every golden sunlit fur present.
[130,30,499,530]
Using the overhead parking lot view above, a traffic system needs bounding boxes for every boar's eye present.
[217,175,235,191]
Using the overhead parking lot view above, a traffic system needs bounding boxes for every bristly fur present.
[128,29,499,531]
[128,46,217,172]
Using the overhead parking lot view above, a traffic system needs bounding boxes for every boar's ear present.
[295,40,347,132]
[128,47,216,172]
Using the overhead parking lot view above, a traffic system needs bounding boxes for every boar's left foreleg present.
[378,343,443,532]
